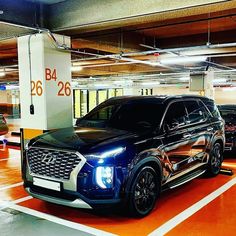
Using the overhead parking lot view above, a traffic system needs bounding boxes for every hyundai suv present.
[22,95,225,217]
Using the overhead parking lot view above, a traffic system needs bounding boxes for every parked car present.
[0,114,8,136]
[22,95,224,217]
[218,104,236,152]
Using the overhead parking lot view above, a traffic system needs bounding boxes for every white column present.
[18,33,72,130]
[204,70,215,99]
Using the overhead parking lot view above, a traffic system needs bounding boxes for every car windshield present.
[78,100,164,132]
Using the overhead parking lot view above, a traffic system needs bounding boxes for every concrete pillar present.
[18,33,72,130]
[203,70,215,99]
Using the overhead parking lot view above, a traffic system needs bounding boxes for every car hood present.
[31,126,135,152]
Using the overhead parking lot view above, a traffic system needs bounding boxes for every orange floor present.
[0,146,236,236]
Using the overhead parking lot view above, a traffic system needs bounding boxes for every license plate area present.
[33,177,61,192]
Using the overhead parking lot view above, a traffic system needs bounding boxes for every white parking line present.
[0,182,23,191]
[149,177,236,236]
[0,196,32,210]
[10,204,117,236]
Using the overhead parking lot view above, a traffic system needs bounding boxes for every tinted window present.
[164,101,187,129]
[184,100,206,124]
[111,102,164,131]
[86,105,115,120]
[79,101,164,132]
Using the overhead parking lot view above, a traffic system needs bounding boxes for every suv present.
[218,104,236,152]
[22,95,224,217]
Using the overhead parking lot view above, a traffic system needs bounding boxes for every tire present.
[128,166,160,217]
[206,142,223,176]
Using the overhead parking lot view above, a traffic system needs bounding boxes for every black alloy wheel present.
[207,142,223,176]
[128,166,160,217]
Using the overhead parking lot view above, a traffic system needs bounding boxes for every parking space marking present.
[0,196,32,210]
[149,177,236,236]
[0,182,23,191]
[9,204,117,236]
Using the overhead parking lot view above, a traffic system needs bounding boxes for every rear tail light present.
[225,124,236,132]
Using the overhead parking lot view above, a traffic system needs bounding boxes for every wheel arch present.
[124,157,163,196]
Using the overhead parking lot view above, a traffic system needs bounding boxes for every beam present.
[49,0,232,34]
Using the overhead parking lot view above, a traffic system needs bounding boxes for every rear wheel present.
[206,142,223,176]
[128,166,160,217]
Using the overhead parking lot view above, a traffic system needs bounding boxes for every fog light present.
[96,166,114,189]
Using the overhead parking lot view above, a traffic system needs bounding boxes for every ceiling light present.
[94,83,109,88]
[71,66,83,72]
[213,79,227,83]
[141,81,160,86]
[179,77,190,81]
[160,56,207,65]
[0,71,6,77]
[113,80,133,86]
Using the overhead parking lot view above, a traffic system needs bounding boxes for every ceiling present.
[25,0,67,4]
[1,0,236,84]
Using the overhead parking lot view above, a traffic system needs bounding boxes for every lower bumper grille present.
[27,148,82,180]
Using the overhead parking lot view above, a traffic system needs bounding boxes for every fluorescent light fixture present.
[71,66,83,72]
[179,77,190,81]
[113,80,133,86]
[141,81,160,86]
[213,79,227,83]
[0,71,6,77]
[160,56,207,65]
[5,85,19,90]
[94,83,109,88]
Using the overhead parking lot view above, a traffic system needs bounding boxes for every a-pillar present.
[17,32,72,148]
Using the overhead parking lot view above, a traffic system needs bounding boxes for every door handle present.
[207,127,213,132]
[183,133,191,138]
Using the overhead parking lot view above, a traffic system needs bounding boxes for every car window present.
[86,105,115,120]
[164,101,187,129]
[111,102,164,132]
[184,100,206,124]
[204,100,221,118]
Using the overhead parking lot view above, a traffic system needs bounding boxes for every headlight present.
[96,166,114,189]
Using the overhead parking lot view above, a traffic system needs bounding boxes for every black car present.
[218,104,236,152]
[22,95,225,217]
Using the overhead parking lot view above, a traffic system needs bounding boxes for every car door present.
[184,99,212,166]
[160,100,192,178]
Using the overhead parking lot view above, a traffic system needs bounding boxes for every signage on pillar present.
[18,33,72,130]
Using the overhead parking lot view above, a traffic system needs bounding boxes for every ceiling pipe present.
[1,21,236,72]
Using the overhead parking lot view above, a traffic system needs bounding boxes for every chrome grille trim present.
[26,147,84,181]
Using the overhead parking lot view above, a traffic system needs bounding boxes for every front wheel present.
[206,142,223,176]
[128,166,160,217]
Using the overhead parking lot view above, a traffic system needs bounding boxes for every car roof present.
[107,95,212,104]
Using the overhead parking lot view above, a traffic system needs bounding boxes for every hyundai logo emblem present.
[41,154,56,164]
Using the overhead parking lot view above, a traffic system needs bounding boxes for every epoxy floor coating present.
[0,146,236,236]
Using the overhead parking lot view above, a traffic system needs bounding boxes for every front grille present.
[27,148,81,180]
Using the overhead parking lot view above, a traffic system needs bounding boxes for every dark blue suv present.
[22,95,224,217]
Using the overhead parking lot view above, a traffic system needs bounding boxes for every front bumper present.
[25,187,92,209]
[24,182,121,209]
